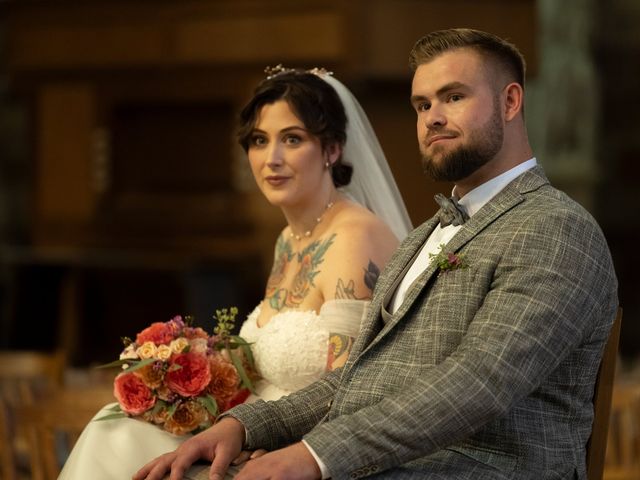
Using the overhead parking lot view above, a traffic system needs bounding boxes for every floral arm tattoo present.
[327,260,380,370]
[334,260,380,300]
[326,333,354,370]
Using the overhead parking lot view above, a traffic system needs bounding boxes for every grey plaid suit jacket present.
[229,166,618,479]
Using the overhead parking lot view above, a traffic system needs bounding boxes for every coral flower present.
[165,352,211,397]
[114,372,156,415]
[136,322,174,346]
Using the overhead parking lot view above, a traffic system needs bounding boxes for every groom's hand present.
[234,442,321,480]
[133,417,245,480]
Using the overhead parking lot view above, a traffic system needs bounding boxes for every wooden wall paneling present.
[362,0,537,78]
[175,13,346,64]
[7,8,347,70]
[34,84,96,244]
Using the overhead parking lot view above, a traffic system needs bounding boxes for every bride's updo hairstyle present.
[238,70,353,188]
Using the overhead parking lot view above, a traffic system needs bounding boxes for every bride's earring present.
[325,161,331,169]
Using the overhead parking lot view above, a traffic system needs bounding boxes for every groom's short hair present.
[409,28,526,89]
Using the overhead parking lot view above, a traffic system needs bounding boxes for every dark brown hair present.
[409,28,526,88]
[238,71,352,187]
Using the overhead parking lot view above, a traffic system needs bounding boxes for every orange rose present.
[207,355,240,410]
[136,322,174,345]
[165,352,211,397]
[163,400,208,435]
[114,372,156,415]
[134,362,165,389]
[142,405,168,425]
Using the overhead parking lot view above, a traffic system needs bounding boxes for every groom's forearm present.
[227,370,341,451]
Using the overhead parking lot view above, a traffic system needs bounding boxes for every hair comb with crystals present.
[264,64,333,80]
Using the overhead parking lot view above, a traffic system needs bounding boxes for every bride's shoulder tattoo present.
[334,260,380,299]
[266,236,294,292]
[363,260,381,292]
[267,233,337,311]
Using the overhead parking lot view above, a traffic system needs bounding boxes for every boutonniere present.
[429,243,469,274]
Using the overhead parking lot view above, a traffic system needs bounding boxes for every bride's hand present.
[250,449,269,459]
[132,417,245,480]
[231,448,268,466]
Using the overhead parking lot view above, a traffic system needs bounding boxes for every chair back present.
[603,381,640,480]
[0,350,66,480]
[16,385,115,480]
[586,307,623,480]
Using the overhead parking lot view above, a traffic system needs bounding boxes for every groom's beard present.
[421,102,504,183]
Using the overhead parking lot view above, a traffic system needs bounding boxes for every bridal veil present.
[320,73,413,241]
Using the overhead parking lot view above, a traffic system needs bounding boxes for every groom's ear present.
[502,82,524,121]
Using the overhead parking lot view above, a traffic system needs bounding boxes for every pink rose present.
[114,372,156,415]
[136,322,174,345]
[165,352,211,397]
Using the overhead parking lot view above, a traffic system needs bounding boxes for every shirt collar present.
[453,158,537,218]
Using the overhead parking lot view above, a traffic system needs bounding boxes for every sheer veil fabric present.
[321,74,413,241]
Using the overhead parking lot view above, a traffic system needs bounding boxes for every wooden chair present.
[0,349,65,402]
[602,382,640,480]
[0,396,16,480]
[16,385,115,480]
[0,349,66,480]
[586,308,623,480]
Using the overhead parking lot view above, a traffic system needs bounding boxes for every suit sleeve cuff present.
[301,439,331,479]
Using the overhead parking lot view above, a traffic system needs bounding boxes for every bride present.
[58,67,411,480]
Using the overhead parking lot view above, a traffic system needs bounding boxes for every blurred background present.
[0,0,639,478]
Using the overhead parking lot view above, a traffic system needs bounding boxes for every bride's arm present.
[321,214,398,370]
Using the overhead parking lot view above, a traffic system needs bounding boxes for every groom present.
[138,28,618,480]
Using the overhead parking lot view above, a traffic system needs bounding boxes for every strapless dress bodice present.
[240,299,368,400]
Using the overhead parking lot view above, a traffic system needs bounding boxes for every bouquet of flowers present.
[97,307,255,435]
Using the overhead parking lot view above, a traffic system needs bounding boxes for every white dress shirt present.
[302,158,537,478]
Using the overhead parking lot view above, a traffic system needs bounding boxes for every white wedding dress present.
[58,299,367,480]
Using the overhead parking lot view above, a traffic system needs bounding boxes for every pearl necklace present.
[289,201,335,241]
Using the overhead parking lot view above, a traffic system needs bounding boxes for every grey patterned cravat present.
[434,193,469,227]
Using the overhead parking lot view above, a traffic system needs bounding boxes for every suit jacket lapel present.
[351,217,440,353]
[359,166,550,353]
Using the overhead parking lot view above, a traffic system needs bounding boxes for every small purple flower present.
[429,244,469,274]
[164,391,178,403]
[447,253,462,266]
[152,361,164,372]
[168,315,185,331]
